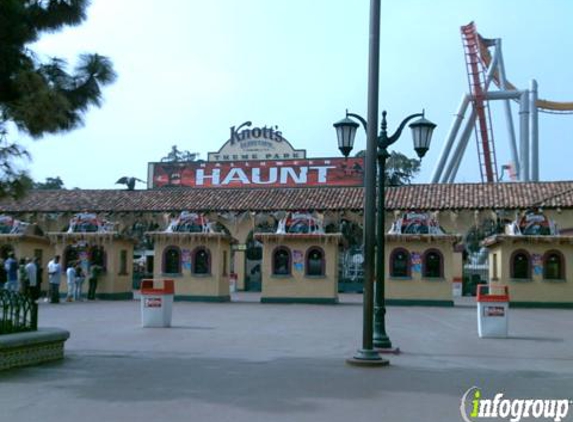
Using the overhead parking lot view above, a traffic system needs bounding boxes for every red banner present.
[150,158,364,189]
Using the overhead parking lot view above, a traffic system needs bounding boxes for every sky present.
[13,0,573,189]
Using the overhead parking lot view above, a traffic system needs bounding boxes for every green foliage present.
[464,218,501,254]
[0,0,116,198]
[355,150,421,186]
[160,145,199,162]
[385,151,420,186]
[0,132,33,199]
[33,176,65,190]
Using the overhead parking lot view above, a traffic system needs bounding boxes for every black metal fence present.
[0,290,38,335]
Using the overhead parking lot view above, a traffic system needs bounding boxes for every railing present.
[0,290,38,335]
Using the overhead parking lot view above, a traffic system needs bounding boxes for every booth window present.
[306,247,325,277]
[510,250,531,279]
[90,245,107,270]
[64,244,107,271]
[193,247,211,275]
[543,250,565,280]
[272,247,291,276]
[390,248,410,278]
[163,246,181,274]
[63,245,79,270]
[423,249,443,278]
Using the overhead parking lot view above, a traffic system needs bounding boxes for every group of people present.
[65,260,86,302]
[46,255,102,303]
[1,253,42,300]
[1,253,102,303]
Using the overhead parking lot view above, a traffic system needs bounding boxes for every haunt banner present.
[148,158,364,189]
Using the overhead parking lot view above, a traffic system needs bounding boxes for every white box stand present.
[476,285,509,338]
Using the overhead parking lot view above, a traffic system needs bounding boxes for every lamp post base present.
[373,335,393,350]
[375,346,401,355]
[346,349,390,367]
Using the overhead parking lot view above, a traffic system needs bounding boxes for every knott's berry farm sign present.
[207,121,306,162]
[148,121,364,189]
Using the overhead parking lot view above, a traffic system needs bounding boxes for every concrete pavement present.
[0,293,572,422]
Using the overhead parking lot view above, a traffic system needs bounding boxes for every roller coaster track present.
[475,29,573,114]
[431,22,572,184]
[462,22,498,182]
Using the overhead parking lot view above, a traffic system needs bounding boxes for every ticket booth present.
[255,212,341,304]
[484,235,573,308]
[483,211,573,308]
[148,212,232,302]
[48,213,135,299]
[385,212,462,306]
[0,216,51,270]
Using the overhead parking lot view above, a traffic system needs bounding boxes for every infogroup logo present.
[460,387,572,422]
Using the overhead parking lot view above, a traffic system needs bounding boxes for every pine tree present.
[0,0,116,198]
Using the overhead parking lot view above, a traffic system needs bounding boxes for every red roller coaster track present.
[461,22,498,183]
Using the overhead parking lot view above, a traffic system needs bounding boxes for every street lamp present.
[334,110,436,361]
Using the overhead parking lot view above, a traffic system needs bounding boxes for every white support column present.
[431,94,470,183]
[519,90,530,181]
[444,109,477,183]
[530,79,539,181]
[496,39,520,177]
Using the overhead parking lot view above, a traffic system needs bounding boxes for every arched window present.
[193,247,211,275]
[510,250,530,279]
[163,246,181,274]
[89,245,106,269]
[0,245,14,260]
[63,245,79,270]
[543,250,565,280]
[390,248,410,278]
[306,247,325,277]
[272,247,291,276]
[423,249,443,278]
[63,245,107,272]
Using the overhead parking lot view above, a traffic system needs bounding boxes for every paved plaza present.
[1,293,572,422]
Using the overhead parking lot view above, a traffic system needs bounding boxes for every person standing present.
[35,258,44,301]
[0,258,7,289]
[18,258,29,296]
[88,264,102,300]
[73,264,85,301]
[65,262,76,302]
[4,253,18,292]
[47,255,62,303]
[25,258,38,301]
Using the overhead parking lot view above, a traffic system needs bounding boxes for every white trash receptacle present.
[477,285,509,338]
[452,277,463,298]
[229,273,237,293]
[141,279,174,328]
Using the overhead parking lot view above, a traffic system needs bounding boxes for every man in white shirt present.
[47,256,62,303]
[25,258,37,300]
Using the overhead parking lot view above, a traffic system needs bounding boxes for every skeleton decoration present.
[165,211,214,233]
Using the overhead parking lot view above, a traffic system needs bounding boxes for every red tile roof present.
[1,181,573,213]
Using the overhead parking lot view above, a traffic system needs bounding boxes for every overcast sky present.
[15,0,573,189]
